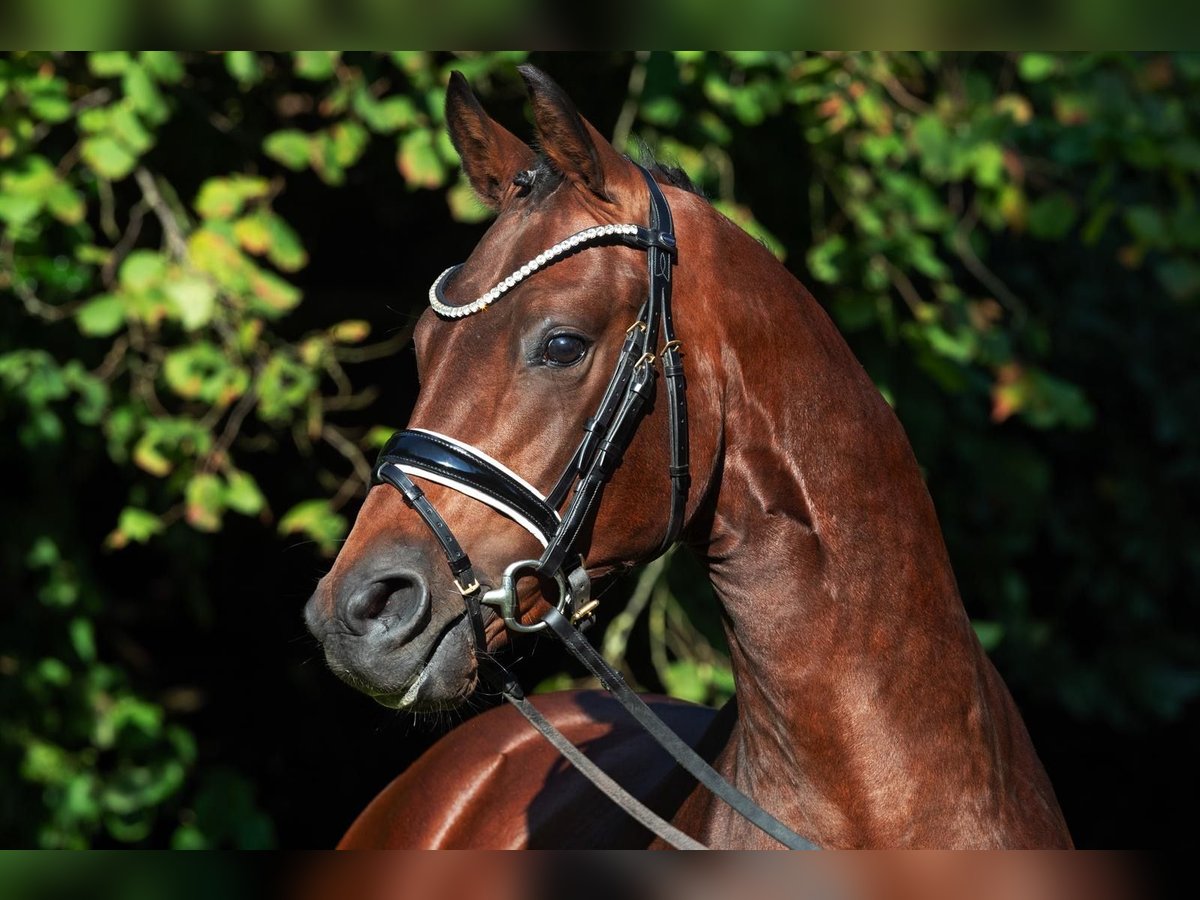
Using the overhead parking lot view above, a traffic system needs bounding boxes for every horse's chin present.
[335,616,479,712]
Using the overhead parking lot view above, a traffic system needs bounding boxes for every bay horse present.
[304,65,1072,849]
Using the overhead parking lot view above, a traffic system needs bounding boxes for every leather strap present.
[542,607,817,850]
[480,663,705,850]
[637,165,690,555]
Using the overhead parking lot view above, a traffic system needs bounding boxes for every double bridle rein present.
[372,164,814,850]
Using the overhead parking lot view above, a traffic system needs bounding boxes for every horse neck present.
[680,211,1066,847]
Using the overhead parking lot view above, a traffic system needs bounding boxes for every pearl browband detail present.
[428,223,644,319]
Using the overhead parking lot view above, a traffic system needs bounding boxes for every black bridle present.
[372,164,814,850]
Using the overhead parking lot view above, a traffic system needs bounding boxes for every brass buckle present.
[626,321,648,336]
[454,577,480,596]
[571,599,600,625]
[660,339,682,357]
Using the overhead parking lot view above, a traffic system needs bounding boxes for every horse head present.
[305,67,716,710]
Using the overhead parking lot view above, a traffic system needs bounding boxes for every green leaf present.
[358,93,420,133]
[0,192,42,227]
[224,470,266,516]
[195,175,270,220]
[1027,192,1077,240]
[329,320,371,343]
[249,270,302,316]
[69,617,97,663]
[263,130,312,171]
[45,182,85,224]
[262,213,307,272]
[807,234,847,283]
[76,295,126,337]
[30,91,71,123]
[279,499,347,554]
[293,51,339,80]
[140,51,185,83]
[225,51,262,86]
[123,65,168,124]
[329,121,368,168]
[107,104,154,155]
[397,129,445,189]
[973,620,1005,651]
[661,660,709,704]
[1018,53,1060,82]
[185,472,225,532]
[257,353,315,421]
[88,52,131,77]
[133,435,172,476]
[195,179,243,220]
[1124,206,1169,248]
[111,507,164,546]
[81,135,137,180]
[165,277,217,330]
[162,342,243,403]
[119,250,166,293]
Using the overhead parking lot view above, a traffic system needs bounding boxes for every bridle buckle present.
[454,577,480,596]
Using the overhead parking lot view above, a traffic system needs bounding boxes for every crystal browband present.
[428,223,647,319]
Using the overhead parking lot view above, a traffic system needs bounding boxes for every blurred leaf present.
[165,277,217,331]
[80,135,136,180]
[88,52,131,77]
[293,51,339,81]
[1018,53,1060,82]
[108,507,164,548]
[397,129,444,189]
[1027,192,1077,240]
[119,250,166,294]
[224,470,266,517]
[224,51,262,87]
[75,295,126,337]
[278,500,346,554]
[263,130,312,171]
[185,473,224,532]
[329,320,370,343]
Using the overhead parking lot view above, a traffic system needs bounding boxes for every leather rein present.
[372,164,815,850]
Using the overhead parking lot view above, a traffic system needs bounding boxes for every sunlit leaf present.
[81,135,137,180]
[165,277,217,330]
[185,472,224,532]
[278,499,346,554]
[76,295,126,337]
[263,130,312,171]
[397,129,444,189]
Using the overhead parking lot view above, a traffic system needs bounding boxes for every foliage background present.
[1,51,1197,848]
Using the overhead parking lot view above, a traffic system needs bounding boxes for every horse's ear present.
[518,64,638,203]
[445,71,536,209]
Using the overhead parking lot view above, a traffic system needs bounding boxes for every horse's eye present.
[543,333,588,367]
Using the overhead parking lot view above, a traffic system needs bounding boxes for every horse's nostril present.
[365,577,416,620]
[342,572,429,639]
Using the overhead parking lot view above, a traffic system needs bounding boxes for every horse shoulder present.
[337,690,720,849]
